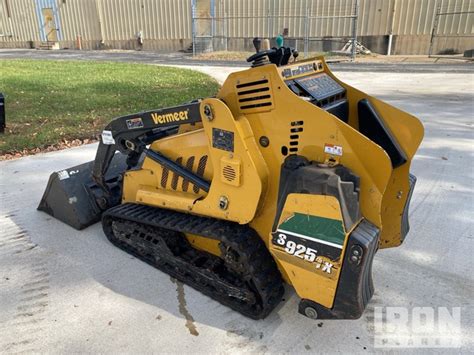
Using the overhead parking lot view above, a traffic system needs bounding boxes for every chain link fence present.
[428,2,474,58]
[192,1,360,61]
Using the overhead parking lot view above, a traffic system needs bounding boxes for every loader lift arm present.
[91,100,209,208]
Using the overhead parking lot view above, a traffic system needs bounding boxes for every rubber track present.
[102,203,284,319]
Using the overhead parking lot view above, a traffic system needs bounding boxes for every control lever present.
[253,37,261,53]
[247,36,299,67]
[293,50,299,61]
[247,49,277,67]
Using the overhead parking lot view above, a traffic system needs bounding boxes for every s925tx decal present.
[271,212,346,273]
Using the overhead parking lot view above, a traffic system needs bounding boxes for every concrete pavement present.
[0,65,473,354]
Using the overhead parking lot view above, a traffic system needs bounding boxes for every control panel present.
[281,60,348,122]
[294,74,345,102]
[280,60,325,80]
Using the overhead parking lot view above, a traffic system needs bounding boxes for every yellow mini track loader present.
[39,40,423,320]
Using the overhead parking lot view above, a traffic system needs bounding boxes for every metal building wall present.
[214,0,472,37]
[59,0,192,50]
[215,0,358,38]
[0,0,472,54]
[216,0,272,38]
[58,0,101,49]
[391,0,473,54]
[0,0,40,48]
[98,0,191,48]
[0,0,192,51]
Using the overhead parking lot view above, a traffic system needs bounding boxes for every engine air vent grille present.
[170,157,183,190]
[193,155,208,193]
[220,157,241,187]
[161,166,169,188]
[223,165,236,182]
[236,78,274,113]
[289,121,304,154]
[159,155,208,193]
[182,156,195,192]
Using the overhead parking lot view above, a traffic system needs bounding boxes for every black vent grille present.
[182,156,195,192]
[193,155,208,193]
[160,155,208,193]
[236,79,273,112]
[170,157,183,190]
[289,121,304,154]
[222,165,236,182]
[161,166,169,188]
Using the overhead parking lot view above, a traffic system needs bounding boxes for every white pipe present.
[387,0,397,56]
[387,34,393,56]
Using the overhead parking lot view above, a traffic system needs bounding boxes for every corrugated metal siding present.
[215,0,354,38]
[214,0,473,38]
[59,0,101,41]
[434,0,473,35]
[0,0,472,52]
[214,0,357,38]
[216,0,273,38]
[391,0,472,35]
[0,0,191,42]
[358,0,391,36]
[215,0,356,38]
[306,0,354,37]
[393,0,437,35]
[0,0,41,43]
[97,0,191,40]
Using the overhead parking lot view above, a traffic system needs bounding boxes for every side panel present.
[123,98,269,224]
[218,64,393,249]
[192,98,269,223]
[218,58,423,249]
[122,129,212,206]
[325,58,424,247]
[270,194,348,309]
[298,219,380,319]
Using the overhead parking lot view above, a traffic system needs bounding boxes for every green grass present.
[0,60,220,154]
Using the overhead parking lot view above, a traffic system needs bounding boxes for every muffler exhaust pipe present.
[37,153,128,230]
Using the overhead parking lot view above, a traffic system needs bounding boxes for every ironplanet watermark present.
[374,307,462,348]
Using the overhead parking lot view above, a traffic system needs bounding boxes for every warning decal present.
[324,143,343,156]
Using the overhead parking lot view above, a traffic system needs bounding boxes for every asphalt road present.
[0,62,473,354]
[1,48,473,73]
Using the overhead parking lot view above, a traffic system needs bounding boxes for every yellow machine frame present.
[122,56,424,310]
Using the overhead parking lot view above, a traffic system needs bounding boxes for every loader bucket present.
[38,153,128,230]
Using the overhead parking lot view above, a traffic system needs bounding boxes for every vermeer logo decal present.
[151,110,189,125]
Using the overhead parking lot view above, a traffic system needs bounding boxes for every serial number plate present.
[212,128,234,152]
